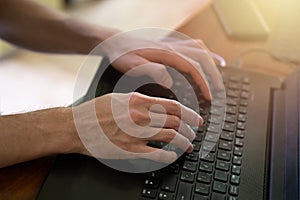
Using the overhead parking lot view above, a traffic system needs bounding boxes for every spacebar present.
[176,182,192,200]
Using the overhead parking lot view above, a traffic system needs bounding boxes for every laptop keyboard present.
[140,74,251,200]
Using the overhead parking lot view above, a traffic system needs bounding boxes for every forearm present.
[0,0,119,54]
[0,107,81,168]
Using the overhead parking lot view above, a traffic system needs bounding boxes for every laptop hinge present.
[268,89,286,200]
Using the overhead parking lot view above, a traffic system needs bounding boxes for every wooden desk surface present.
[176,1,295,79]
[0,1,295,200]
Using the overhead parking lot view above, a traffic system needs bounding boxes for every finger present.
[163,38,206,49]
[146,128,194,153]
[149,97,203,126]
[135,145,178,163]
[170,44,223,90]
[137,48,212,100]
[138,63,173,88]
[149,112,196,141]
[112,54,173,88]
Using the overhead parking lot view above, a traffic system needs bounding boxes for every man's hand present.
[73,92,203,164]
[101,34,223,100]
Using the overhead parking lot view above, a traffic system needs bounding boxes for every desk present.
[0,1,294,199]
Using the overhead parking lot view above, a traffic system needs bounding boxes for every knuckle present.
[171,115,181,130]
[130,110,147,122]
[170,100,181,113]
[130,92,150,105]
[165,130,177,142]
[129,92,144,105]
[156,66,167,74]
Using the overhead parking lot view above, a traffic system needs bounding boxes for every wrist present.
[36,107,83,155]
[52,107,83,155]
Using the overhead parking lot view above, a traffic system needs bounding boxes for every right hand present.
[72,92,203,164]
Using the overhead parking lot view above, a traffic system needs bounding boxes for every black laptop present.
[37,58,299,200]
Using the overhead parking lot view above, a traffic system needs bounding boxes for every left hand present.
[101,33,223,101]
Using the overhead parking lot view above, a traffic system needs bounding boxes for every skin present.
[0,0,219,168]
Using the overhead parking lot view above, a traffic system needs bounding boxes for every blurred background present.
[0,0,299,114]
[0,0,206,114]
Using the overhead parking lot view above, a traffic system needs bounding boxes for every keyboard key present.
[241,91,249,99]
[233,147,243,156]
[230,174,240,185]
[233,156,242,165]
[214,170,228,182]
[208,115,222,124]
[202,141,217,152]
[205,132,219,143]
[198,125,205,133]
[240,100,248,107]
[199,162,213,173]
[226,98,238,106]
[168,163,180,174]
[222,123,235,132]
[225,114,237,123]
[142,188,157,199]
[158,192,174,200]
[227,90,239,98]
[235,138,244,147]
[193,141,201,152]
[180,171,195,183]
[215,160,230,171]
[236,130,245,138]
[186,152,199,162]
[226,106,237,115]
[220,131,233,141]
[161,175,177,192]
[219,140,232,151]
[183,161,197,172]
[207,124,221,133]
[238,114,247,122]
[195,183,210,195]
[176,182,192,200]
[148,171,161,180]
[239,106,247,114]
[197,172,212,184]
[242,77,250,84]
[228,196,238,200]
[210,108,223,116]
[212,181,227,193]
[200,152,215,163]
[211,192,226,200]
[194,194,209,200]
[237,122,246,130]
[231,165,241,175]
[144,178,159,189]
[217,150,231,161]
[228,83,240,90]
[229,185,239,196]
[194,133,203,142]
[229,76,241,82]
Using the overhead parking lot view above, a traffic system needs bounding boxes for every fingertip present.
[203,90,212,101]
[160,150,178,164]
[161,76,174,89]
[187,144,194,153]
[199,116,204,125]
[168,151,178,163]
[153,67,174,89]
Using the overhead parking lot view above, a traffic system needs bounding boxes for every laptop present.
[37,58,299,200]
